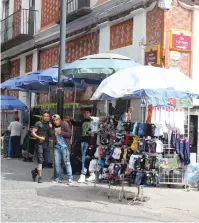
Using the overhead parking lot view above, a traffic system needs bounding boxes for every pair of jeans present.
[54,145,73,180]
[10,136,21,158]
[8,136,12,158]
[37,143,50,164]
[81,142,88,175]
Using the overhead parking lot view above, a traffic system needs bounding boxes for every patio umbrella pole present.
[48,86,50,111]
[28,91,31,129]
[71,83,77,142]
[187,108,190,139]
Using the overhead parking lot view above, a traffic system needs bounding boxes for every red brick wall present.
[13,0,22,37]
[41,0,59,29]
[39,32,98,68]
[164,0,192,76]
[110,19,133,50]
[14,0,21,11]
[25,54,33,73]
[39,47,59,69]
[66,32,98,63]
[146,6,164,47]
[9,59,20,98]
[146,2,192,75]
[38,32,99,103]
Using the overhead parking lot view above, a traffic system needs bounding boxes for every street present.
[1,158,199,222]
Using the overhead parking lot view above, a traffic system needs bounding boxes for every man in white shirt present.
[8,117,23,159]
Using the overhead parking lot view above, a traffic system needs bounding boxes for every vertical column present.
[19,55,28,105]
[35,0,42,32]
[190,8,199,163]
[8,0,14,39]
[132,10,146,65]
[191,8,199,82]
[98,22,110,53]
[18,55,27,124]
[31,49,38,106]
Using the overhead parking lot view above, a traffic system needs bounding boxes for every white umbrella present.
[62,53,140,82]
[91,66,199,103]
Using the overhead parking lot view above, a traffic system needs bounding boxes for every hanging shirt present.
[155,139,163,153]
[90,117,99,133]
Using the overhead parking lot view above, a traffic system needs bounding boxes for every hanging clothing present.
[90,117,99,133]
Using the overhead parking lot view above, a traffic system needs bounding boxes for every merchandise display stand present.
[90,103,193,204]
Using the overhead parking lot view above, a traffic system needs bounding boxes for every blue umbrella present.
[0,95,27,110]
[15,70,52,92]
[15,70,44,85]
[62,53,140,84]
[0,76,25,91]
[17,64,84,92]
[38,63,69,83]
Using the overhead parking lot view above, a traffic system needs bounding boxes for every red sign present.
[144,45,160,65]
[170,30,192,52]
[168,98,176,107]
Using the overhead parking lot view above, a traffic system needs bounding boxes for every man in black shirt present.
[70,108,92,183]
[31,111,52,183]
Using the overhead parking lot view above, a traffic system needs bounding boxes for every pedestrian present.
[7,117,23,159]
[70,108,93,183]
[31,111,52,183]
[51,114,73,184]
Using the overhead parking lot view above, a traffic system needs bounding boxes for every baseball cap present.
[52,114,60,120]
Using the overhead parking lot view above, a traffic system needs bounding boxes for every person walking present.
[31,111,52,183]
[7,117,23,159]
[51,114,73,184]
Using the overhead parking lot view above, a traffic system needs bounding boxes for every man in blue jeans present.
[51,114,73,184]
[70,108,93,183]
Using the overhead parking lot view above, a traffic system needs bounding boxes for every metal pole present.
[187,108,190,139]
[57,0,67,119]
[71,84,77,142]
[53,0,67,179]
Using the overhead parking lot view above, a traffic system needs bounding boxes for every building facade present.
[1,0,199,160]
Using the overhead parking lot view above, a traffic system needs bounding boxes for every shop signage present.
[159,158,178,169]
[170,51,181,61]
[144,45,160,65]
[168,96,193,108]
[170,29,192,52]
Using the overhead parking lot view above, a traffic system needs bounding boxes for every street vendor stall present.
[89,66,199,203]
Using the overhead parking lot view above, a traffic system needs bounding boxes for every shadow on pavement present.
[36,184,137,205]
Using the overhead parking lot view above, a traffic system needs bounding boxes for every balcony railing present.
[57,0,92,24]
[1,8,37,51]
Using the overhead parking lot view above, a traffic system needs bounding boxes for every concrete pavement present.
[1,157,199,222]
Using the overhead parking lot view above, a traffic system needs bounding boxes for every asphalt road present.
[1,158,199,222]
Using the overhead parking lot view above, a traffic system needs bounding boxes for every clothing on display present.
[151,107,185,135]
[80,104,190,189]
[90,117,99,133]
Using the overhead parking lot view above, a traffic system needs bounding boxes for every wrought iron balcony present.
[1,8,37,52]
[57,0,92,24]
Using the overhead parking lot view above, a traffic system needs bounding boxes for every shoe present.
[68,179,73,185]
[7,157,11,160]
[31,169,38,182]
[86,173,96,182]
[52,178,62,184]
[38,176,43,183]
[78,174,86,183]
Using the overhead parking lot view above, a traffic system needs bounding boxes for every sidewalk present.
[1,158,199,222]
